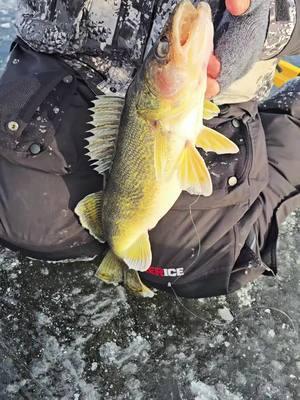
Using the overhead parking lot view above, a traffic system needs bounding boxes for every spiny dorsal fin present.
[203,100,220,120]
[87,96,125,174]
[196,127,239,154]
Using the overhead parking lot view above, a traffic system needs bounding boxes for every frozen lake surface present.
[0,1,16,72]
[0,2,299,399]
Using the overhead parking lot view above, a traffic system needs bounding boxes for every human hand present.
[223,0,251,16]
[206,0,271,98]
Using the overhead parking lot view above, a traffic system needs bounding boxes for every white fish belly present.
[146,174,182,231]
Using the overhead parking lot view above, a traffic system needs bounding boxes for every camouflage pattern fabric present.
[16,0,296,100]
[215,0,296,104]
[262,0,296,59]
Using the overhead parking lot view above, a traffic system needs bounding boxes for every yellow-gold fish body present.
[75,0,239,295]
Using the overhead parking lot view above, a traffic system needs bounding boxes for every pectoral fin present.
[203,100,220,120]
[96,250,124,285]
[196,127,239,155]
[123,232,152,272]
[75,191,105,243]
[178,142,212,196]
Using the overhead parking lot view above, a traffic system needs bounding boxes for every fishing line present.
[169,240,298,335]
[169,284,230,328]
[172,193,202,287]
[169,284,298,336]
[167,188,298,336]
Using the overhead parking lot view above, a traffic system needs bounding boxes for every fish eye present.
[155,36,169,59]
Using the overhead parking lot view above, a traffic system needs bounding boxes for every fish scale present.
[75,1,239,297]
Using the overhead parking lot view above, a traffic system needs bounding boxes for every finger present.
[207,54,221,79]
[205,77,220,99]
[225,0,251,16]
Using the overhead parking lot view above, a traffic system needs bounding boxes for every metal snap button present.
[63,75,74,84]
[228,176,238,187]
[232,119,240,128]
[8,121,19,132]
[29,143,41,155]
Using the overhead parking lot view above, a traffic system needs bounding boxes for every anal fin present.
[75,191,105,243]
[196,127,239,155]
[178,142,212,197]
[123,232,152,272]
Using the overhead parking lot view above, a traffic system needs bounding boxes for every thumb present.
[225,0,251,16]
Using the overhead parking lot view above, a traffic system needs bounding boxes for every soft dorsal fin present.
[203,99,220,120]
[74,191,105,243]
[86,96,125,174]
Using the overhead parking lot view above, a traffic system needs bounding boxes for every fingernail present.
[225,0,251,16]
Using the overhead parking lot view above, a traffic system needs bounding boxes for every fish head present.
[145,0,214,108]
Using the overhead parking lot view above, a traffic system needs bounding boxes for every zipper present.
[238,117,254,188]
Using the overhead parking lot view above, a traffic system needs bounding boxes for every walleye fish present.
[75,0,239,297]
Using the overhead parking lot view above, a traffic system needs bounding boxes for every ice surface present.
[0,0,16,72]
[0,2,299,399]
[0,212,299,400]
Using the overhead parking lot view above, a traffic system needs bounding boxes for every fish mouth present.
[146,1,213,101]
[172,1,213,63]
